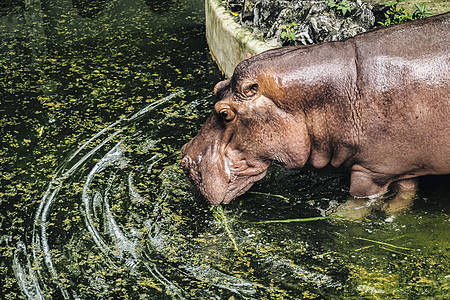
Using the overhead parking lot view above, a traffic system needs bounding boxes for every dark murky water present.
[1,0,449,299]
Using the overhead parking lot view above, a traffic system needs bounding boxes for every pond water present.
[1,0,449,299]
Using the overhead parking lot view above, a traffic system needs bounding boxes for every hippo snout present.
[180,111,273,205]
[180,153,202,186]
[180,141,194,176]
[180,154,191,174]
[180,137,235,205]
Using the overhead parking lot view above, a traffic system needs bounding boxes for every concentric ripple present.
[11,90,349,299]
[28,92,188,299]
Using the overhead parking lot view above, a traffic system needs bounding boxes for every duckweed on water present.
[1,0,449,299]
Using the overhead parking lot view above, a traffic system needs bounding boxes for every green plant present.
[336,0,351,16]
[378,0,412,26]
[413,3,433,19]
[377,0,433,27]
[280,23,298,42]
[325,0,337,11]
[325,0,351,16]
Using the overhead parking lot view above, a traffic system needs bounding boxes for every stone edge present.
[205,0,281,77]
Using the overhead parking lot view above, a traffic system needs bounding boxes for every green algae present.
[1,0,449,299]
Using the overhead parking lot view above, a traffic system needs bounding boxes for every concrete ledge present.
[205,0,281,77]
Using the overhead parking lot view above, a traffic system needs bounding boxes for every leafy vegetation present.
[280,22,298,42]
[378,0,433,26]
[325,0,351,16]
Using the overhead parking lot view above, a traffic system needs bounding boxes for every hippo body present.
[181,13,450,206]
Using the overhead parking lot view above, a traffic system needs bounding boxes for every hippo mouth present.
[219,157,270,204]
[181,148,270,205]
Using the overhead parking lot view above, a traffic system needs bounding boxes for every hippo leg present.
[329,178,418,221]
[349,169,389,198]
[328,168,391,221]
[382,178,418,214]
[327,196,384,221]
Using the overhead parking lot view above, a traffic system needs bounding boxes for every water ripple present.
[13,90,351,299]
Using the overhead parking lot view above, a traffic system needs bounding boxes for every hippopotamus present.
[181,13,450,211]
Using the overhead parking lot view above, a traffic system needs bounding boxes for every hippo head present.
[181,57,311,205]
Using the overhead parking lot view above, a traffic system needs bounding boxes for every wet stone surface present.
[226,0,389,45]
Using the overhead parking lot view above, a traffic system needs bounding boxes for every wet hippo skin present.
[181,13,450,208]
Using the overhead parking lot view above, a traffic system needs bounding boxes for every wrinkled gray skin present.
[181,13,450,206]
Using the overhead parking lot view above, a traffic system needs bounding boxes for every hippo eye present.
[220,110,229,118]
[219,108,235,122]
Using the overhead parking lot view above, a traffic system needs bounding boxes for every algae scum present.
[1,0,449,299]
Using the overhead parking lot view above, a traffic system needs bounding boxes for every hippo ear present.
[244,53,252,59]
[214,78,232,98]
[241,80,258,98]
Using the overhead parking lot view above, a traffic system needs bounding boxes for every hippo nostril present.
[181,156,191,172]
[180,156,202,185]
